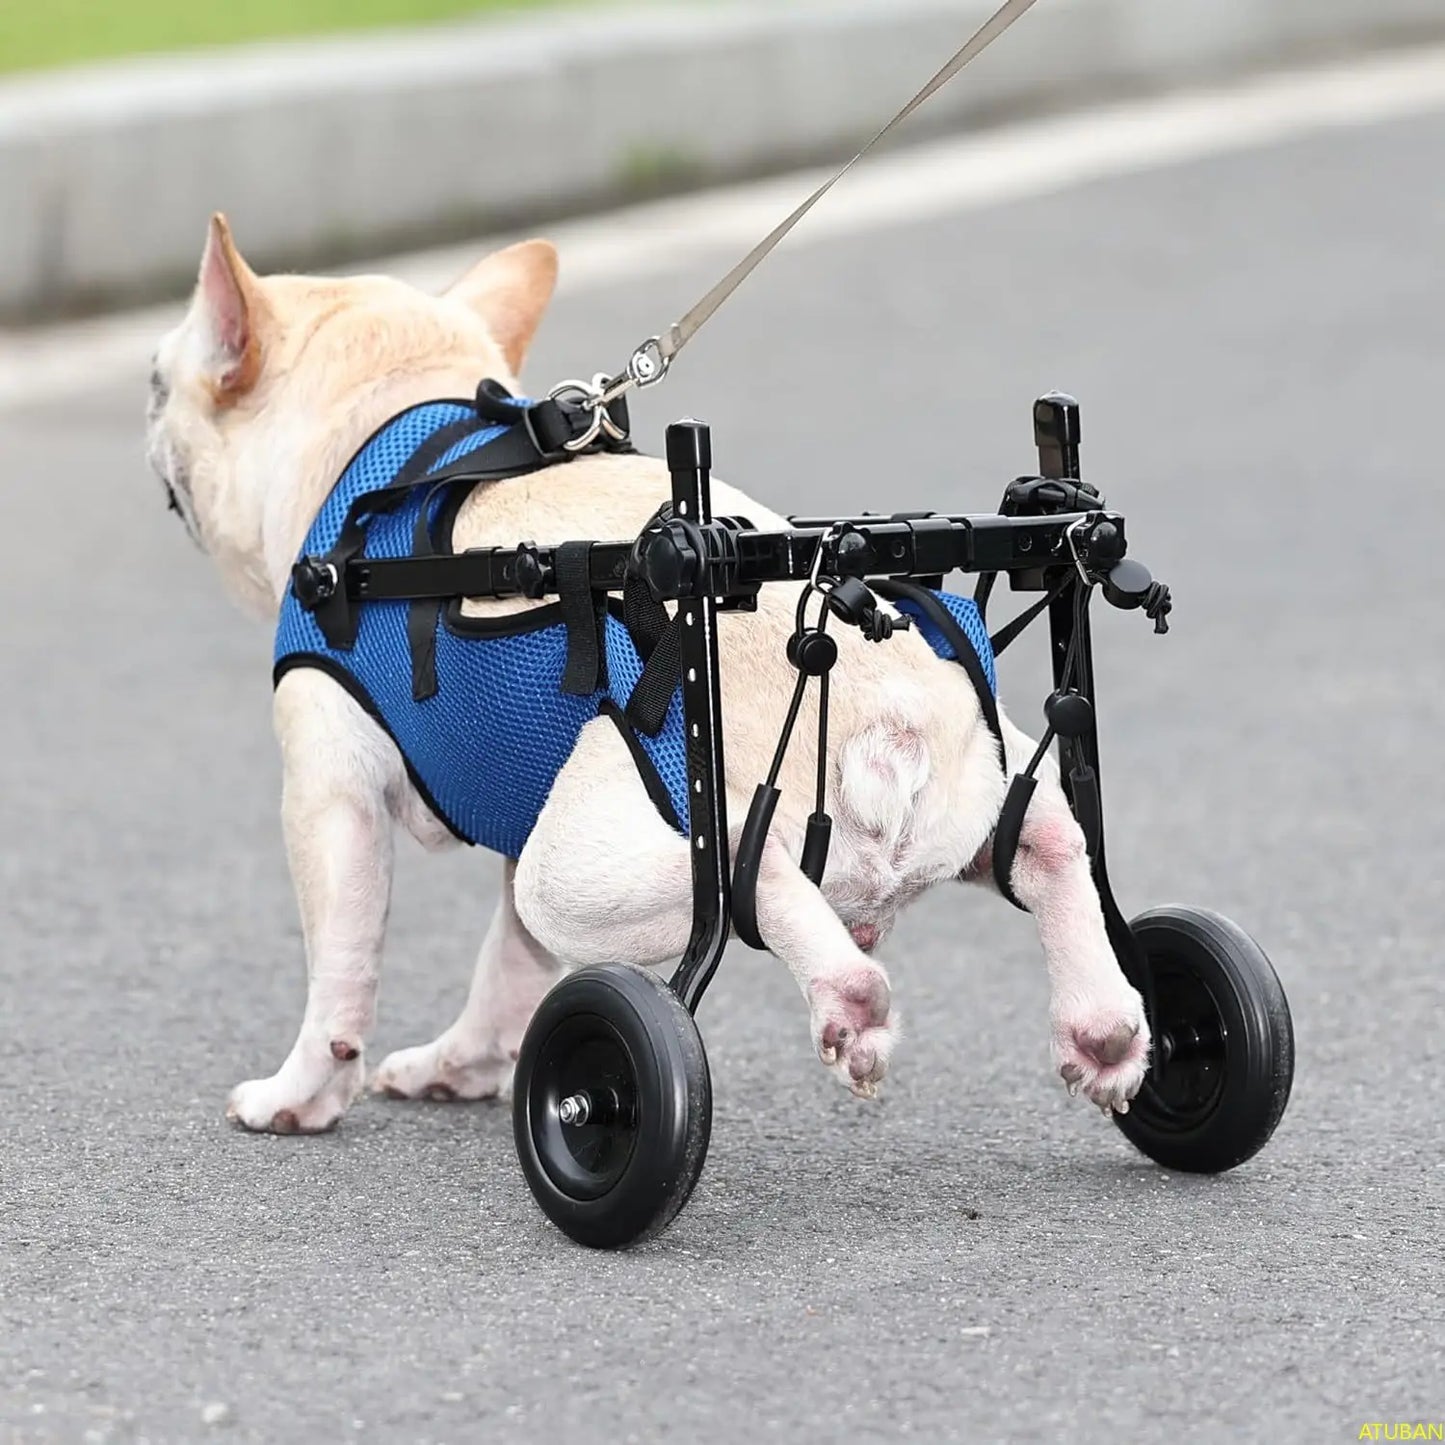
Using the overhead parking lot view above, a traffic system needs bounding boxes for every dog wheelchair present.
[296,390,1295,1248]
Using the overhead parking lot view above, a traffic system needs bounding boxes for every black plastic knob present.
[1102,557,1153,610]
[636,523,699,600]
[787,630,838,676]
[1046,690,1094,739]
[291,557,337,610]
[514,547,553,600]
[1085,519,1124,564]
[834,531,870,576]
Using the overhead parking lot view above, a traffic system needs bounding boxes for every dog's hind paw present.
[807,962,899,1099]
[226,1056,363,1134]
[371,1040,513,1102]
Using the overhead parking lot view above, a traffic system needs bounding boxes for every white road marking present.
[3,42,1445,411]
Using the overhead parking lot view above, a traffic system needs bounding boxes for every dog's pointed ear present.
[445,238,558,373]
[195,213,266,400]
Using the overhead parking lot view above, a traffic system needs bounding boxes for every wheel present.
[1114,906,1293,1173]
[512,963,712,1248]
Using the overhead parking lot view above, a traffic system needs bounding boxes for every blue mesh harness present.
[274,399,996,859]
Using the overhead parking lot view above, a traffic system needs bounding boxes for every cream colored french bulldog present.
[145,214,1149,1134]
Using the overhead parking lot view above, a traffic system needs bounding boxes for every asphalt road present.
[3,84,1444,1445]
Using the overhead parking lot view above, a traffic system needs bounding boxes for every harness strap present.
[988,575,1071,656]
[303,383,632,653]
[623,574,670,662]
[314,414,486,650]
[557,542,609,695]
[619,506,686,734]
[406,479,461,702]
[625,619,684,736]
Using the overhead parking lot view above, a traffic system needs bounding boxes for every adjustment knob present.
[291,557,338,610]
[635,521,699,600]
[1046,690,1094,739]
[1084,519,1124,564]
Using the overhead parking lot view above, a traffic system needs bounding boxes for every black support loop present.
[557,542,608,696]
[731,784,780,952]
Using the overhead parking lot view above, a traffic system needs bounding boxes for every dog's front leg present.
[977,714,1151,1113]
[226,672,396,1134]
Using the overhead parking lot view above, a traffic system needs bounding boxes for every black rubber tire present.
[512,964,711,1248]
[1114,906,1293,1174]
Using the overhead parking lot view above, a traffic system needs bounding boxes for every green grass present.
[0,0,571,75]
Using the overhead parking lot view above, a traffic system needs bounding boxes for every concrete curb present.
[2,0,1442,320]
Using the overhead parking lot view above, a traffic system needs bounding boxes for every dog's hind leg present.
[512,720,696,970]
[969,712,1150,1114]
[750,839,899,1098]
[514,718,898,1098]
[371,860,561,1101]
[226,671,398,1134]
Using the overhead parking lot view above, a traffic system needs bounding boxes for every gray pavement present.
[3,104,1444,1444]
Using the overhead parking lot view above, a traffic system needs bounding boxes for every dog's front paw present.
[807,963,899,1099]
[371,1039,513,1102]
[226,1052,364,1134]
[1052,991,1151,1115]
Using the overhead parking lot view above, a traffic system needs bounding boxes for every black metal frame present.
[299,392,1163,1016]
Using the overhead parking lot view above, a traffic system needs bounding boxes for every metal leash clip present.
[548,372,633,452]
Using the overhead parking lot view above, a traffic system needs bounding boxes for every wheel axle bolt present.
[558,1093,591,1126]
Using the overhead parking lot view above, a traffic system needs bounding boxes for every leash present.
[550,0,1043,444]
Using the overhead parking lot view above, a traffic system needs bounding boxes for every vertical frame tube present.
[665,420,735,1012]
[1035,396,1149,1000]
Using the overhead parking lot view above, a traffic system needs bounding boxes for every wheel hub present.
[1143,959,1229,1126]
[529,1022,641,1201]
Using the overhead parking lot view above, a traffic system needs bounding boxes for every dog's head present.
[146,214,557,616]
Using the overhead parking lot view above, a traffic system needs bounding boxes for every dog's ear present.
[195,213,266,401]
[444,239,558,373]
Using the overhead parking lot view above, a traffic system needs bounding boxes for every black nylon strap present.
[343,415,488,540]
[557,542,607,695]
[316,414,486,650]
[974,568,998,623]
[625,619,683,736]
[988,575,1071,656]
[622,574,670,663]
[406,480,455,701]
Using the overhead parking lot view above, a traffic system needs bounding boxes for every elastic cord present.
[766,670,810,788]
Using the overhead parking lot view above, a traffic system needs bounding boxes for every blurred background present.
[2,3,1443,1443]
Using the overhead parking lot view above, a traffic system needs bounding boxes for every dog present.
[145,214,1150,1134]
